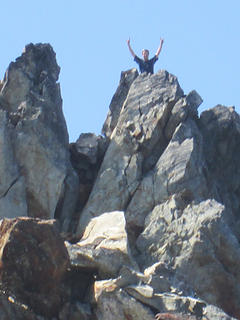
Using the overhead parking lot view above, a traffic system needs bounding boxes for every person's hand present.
[127,38,130,45]
[160,38,164,43]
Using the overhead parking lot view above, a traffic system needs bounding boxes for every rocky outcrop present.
[76,70,187,235]
[74,69,240,319]
[102,68,138,139]
[92,272,234,320]
[0,110,27,217]
[137,199,240,317]
[0,43,79,231]
[199,105,240,227]
[0,43,239,319]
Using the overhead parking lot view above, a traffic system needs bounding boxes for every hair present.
[142,49,149,55]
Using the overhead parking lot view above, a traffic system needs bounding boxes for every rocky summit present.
[0,43,239,320]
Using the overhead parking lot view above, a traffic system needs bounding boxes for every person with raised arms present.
[127,38,164,74]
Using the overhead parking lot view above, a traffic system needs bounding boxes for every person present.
[127,38,164,74]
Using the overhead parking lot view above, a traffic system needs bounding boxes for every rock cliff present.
[0,43,239,320]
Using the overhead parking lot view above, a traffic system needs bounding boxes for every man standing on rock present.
[127,38,164,74]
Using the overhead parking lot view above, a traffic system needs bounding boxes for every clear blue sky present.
[1,1,239,142]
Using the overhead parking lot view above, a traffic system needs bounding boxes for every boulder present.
[0,43,79,231]
[67,211,137,278]
[0,217,70,317]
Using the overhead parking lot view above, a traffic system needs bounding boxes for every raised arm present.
[127,38,136,58]
[155,38,164,57]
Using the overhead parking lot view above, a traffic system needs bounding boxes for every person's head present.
[142,49,149,61]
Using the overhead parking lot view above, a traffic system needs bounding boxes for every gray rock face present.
[137,199,240,317]
[77,70,185,234]
[1,44,239,319]
[200,105,240,226]
[0,110,27,217]
[74,133,105,165]
[69,133,107,228]
[92,271,235,320]
[0,43,79,231]
[102,68,138,139]
[125,118,208,233]
[74,68,240,318]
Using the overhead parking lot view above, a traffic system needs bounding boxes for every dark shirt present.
[134,55,158,74]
